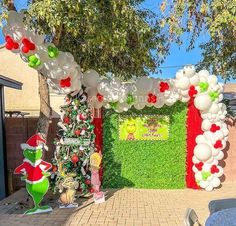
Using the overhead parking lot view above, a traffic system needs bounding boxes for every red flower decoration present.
[188,85,198,97]
[97,93,104,102]
[89,188,95,193]
[210,124,220,133]
[63,117,71,124]
[211,165,219,174]
[60,77,71,88]
[147,93,157,103]
[195,162,204,171]
[74,130,81,136]
[159,82,169,93]
[5,35,19,50]
[21,38,36,53]
[214,140,223,149]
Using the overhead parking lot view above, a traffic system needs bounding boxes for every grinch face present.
[126,121,136,134]
[23,148,42,163]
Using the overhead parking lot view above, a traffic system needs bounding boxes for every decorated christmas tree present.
[51,89,96,201]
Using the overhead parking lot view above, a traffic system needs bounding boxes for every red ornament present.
[214,140,223,149]
[63,117,71,124]
[210,124,220,133]
[89,187,95,193]
[52,165,57,172]
[188,85,198,97]
[159,82,169,93]
[71,154,79,163]
[195,162,203,171]
[211,165,219,174]
[60,77,71,88]
[75,130,81,136]
[5,35,19,50]
[85,179,91,185]
[79,113,87,121]
[147,93,157,104]
[97,93,104,102]
[21,38,36,53]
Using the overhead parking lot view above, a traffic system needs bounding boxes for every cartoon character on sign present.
[125,118,137,140]
[145,118,160,135]
[14,134,52,215]
[90,152,105,204]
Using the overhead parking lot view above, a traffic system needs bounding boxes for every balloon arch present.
[3,11,228,192]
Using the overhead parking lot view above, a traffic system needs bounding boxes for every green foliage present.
[22,0,169,80]
[160,0,236,80]
[102,102,187,189]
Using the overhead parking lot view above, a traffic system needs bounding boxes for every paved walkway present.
[0,182,236,226]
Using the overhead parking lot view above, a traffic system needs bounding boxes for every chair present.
[184,208,202,226]
[209,198,236,215]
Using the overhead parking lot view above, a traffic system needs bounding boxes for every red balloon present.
[22,45,29,53]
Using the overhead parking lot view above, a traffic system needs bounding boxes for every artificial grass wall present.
[102,102,187,189]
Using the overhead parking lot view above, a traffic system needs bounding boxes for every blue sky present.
[0,0,235,82]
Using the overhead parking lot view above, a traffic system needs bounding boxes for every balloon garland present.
[4,11,228,191]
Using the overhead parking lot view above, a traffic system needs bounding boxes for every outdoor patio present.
[0,182,236,226]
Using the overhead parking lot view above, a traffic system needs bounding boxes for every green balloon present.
[28,55,41,68]
[126,94,135,105]
[209,91,219,101]
[199,82,209,92]
[47,45,59,58]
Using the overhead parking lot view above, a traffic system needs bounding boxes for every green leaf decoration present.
[201,171,211,181]
[199,82,209,92]
[209,91,219,101]
[28,55,41,68]
[126,94,136,105]
[47,45,59,58]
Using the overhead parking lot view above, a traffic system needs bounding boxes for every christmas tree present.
[51,89,96,197]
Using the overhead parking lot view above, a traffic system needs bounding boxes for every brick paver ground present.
[0,182,236,226]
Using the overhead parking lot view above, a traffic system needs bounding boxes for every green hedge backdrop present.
[102,102,187,189]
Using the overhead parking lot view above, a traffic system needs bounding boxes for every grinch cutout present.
[125,119,137,140]
[90,152,105,204]
[58,177,79,208]
[14,134,52,215]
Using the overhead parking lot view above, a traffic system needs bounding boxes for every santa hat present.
[21,133,48,150]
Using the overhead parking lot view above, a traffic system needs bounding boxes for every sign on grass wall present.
[119,115,169,141]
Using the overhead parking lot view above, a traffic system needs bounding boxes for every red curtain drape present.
[186,97,203,189]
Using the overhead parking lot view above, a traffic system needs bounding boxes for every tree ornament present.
[63,117,71,124]
[74,130,81,136]
[159,82,169,92]
[71,154,79,163]
[78,113,87,121]
[85,179,91,185]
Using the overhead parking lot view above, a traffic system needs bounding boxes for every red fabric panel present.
[186,97,203,189]
[92,116,103,181]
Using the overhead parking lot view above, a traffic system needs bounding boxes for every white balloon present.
[190,75,200,86]
[211,177,221,188]
[183,65,195,77]
[198,70,210,78]
[176,70,184,79]
[209,103,220,114]
[205,185,213,192]
[194,143,212,161]
[97,79,110,96]
[201,119,212,131]
[82,69,100,88]
[196,135,207,144]
[194,93,212,111]
[208,75,218,85]
[134,101,145,110]
[136,77,153,94]
[176,77,190,90]
[199,180,210,189]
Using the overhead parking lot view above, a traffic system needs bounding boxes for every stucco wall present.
[0,47,64,117]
